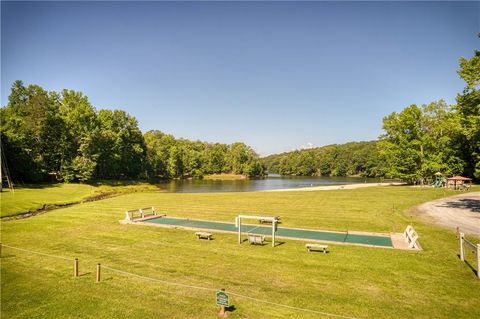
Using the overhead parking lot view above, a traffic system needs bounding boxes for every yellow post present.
[96,263,101,283]
[74,258,79,277]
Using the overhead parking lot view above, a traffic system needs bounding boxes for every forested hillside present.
[0,81,264,182]
[262,141,382,177]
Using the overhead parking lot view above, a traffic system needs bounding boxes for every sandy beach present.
[263,182,405,192]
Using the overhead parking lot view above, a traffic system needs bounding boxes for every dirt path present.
[414,192,480,236]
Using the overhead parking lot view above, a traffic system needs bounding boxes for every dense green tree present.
[1,81,63,181]
[455,47,480,178]
[144,130,175,178]
[57,89,99,181]
[95,110,146,179]
[379,101,463,183]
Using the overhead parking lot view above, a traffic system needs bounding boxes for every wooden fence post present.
[477,244,480,279]
[459,233,465,261]
[74,258,79,277]
[96,263,101,283]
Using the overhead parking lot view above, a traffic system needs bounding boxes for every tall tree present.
[96,110,146,179]
[455,45,480,178]
[1,81,63,181]
[379,101,463,183]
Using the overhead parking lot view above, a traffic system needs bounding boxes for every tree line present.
[2,43,478,184]
[0,81,265,183]
[262,141,382,177]
[264,44,479,182]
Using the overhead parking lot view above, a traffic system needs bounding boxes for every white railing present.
[459,232,480,279]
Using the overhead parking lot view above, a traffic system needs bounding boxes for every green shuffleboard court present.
[144,216,393,248]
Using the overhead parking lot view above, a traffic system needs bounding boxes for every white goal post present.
[235,215,279,247]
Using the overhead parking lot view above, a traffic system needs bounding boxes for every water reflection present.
[157,176,380,193]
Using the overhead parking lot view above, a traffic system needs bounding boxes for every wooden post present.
[456,226,460,239]
[74,258,79,277]
[477,244,480,279]
[96,263,101,283]
[460,233,465,261]
[237,218,241,244]
[219,305,226,317]
[272,220,276,247]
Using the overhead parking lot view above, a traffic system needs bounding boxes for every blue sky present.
[1,1,478,155]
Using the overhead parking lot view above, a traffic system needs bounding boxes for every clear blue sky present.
[1,1,478,155]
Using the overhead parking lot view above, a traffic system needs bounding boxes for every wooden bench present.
[306,243,329,253]
[247,234,265,245]
[195,232,213,240]
[259,216,281,224]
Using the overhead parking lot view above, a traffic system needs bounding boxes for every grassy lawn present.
[0,182,160,218]
[1,186,479,318]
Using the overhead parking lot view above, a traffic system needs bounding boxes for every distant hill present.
[261,141,383,177]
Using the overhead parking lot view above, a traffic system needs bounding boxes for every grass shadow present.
[308,250,330,254]
[457,254,478,276]
[0,253,17,258]
[225,305,236,312]
[78,272,92,277]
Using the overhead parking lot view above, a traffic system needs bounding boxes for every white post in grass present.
[237,217,241,244]
[477,244,480,279]
[272,220,276,247]
[460,233,465,261]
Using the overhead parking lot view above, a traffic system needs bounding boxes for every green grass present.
[0,182,160,218]
[1,186,479,318]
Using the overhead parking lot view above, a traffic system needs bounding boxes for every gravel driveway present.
[414,192,480,236]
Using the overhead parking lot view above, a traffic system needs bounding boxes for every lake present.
[157,176,381,193]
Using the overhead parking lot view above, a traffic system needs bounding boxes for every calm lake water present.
[157,175,381,193]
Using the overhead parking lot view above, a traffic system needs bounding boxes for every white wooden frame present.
[125,207,157,221]
[403,225,420,249]
[459,232,480,279]
[236,215,278,247]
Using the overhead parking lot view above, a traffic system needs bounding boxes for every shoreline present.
[262,182,406,192]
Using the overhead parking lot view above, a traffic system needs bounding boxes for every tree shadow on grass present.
[9,183,64,190]
[441,199,480,213]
